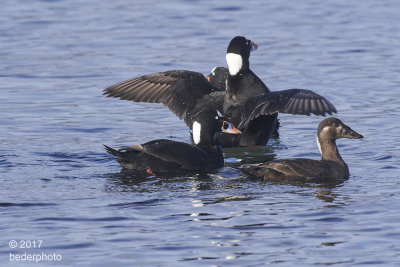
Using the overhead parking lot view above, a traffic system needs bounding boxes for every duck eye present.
[222,121,229,130]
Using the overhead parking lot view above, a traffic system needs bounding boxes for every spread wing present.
[104,70,219,125]
[238,89,337,129]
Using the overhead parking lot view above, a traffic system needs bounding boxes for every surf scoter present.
[104,109,241,174]
[205,66,229,91]
[241,117,363,183]
[104,36,336,147]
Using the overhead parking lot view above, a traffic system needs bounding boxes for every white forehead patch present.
[193,121,201,145]
[211,67,217,76]
[226,53,243,75]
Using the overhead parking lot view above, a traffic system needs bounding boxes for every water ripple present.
[0,202,57,207]
[108,199,164,208]
[1,0,400,266]
[33,216,131,222]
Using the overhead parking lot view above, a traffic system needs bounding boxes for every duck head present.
[192,109,241,148]
[316,117,363,156]
[226,36,258,76]
[206,66,229,91]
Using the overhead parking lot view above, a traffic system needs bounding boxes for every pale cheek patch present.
[316,136,322,155]
[317,126,331,155]
[193,121,201,145]
[226,53,243,75]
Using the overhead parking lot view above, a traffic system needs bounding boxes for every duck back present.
[243,158,349,183]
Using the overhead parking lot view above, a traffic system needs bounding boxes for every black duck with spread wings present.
[104,36,336,147]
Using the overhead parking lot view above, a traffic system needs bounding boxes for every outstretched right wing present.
[104,70,220,125]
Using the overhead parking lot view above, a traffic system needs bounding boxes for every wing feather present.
[104,70,220,125]
[238,89,337,129]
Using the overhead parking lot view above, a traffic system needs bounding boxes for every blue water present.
[1,0,400,266]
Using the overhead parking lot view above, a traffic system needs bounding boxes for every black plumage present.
[104,109,240,174]
[105,70,224,126]
[220,37,336,146]
[104,36,337,147]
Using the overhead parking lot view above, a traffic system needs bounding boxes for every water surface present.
[1,0,400,266]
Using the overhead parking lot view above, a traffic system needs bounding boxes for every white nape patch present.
[193,121,201,145]
[316,136,322,155]
[226,53,243,75]
[211,67,217,76]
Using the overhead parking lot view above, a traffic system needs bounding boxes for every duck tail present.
[103,145,121,157]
